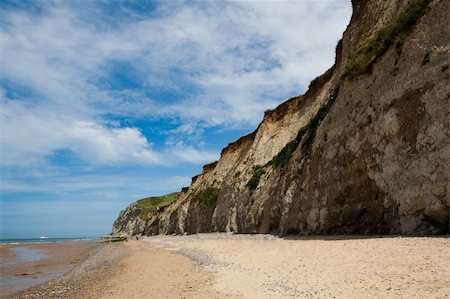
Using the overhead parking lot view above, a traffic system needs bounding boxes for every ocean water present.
[0,237,98,245]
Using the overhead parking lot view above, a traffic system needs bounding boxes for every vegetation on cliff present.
[267,86,339,171]
[246,86,340,189]
[344,0,431,78]
[193,187,220,204]
[136,192,179,220]
[247,165,266,190]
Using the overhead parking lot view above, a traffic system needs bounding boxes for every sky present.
[0,0,352,239]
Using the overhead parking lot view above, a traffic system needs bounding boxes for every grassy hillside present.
[136,192,179,220]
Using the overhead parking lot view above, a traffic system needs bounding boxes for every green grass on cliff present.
[247,87,339,190]
[247,165,266,190]
[267,86,339,171]
[268,127,307,169]
[193,187,220,205]
[344,0,431,79]
[136,192,179,220]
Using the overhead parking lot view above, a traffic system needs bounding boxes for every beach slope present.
[8,234,450,299]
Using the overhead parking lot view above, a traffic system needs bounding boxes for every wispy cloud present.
[1,170,191,195]
[0,0,351,237]
[0,1,351,168]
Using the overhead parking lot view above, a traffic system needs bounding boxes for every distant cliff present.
[112,193,179,236]
[113,0,449,236]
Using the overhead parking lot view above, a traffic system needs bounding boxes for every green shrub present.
[247,165,266,190]
[193,187,220,205]
[269,127,307,168]
[344,0,430,79]
[269,139,299,168]
[136,192,179,220]
[301,87,339,156]
[269,86,339,169]
[441,63,449,72]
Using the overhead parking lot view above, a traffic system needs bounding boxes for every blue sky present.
[0,0,351,238]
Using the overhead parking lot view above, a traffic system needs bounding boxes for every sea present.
[0,237,99,245]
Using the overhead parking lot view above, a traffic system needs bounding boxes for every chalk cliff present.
[113,0,449,236]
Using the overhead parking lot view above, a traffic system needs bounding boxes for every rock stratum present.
[113,0,449,236]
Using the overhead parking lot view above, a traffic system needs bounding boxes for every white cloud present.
[0,100,218,167]
[0,94,162,166]
[0,171,191,195]
[68,121,162,164]
[0,1,351,168]
[168,141,219,164]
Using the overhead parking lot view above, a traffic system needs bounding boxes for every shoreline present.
[0,241,102,298]
[6,239,221,299]
[0,238,99,246]
[4,234,450,298]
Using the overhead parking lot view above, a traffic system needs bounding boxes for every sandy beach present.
[5,234,450,298]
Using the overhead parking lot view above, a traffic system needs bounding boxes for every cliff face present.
[113,0,449,236]
[112,202,146,236]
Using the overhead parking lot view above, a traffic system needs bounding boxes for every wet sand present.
[6,240,217,299]
[0,241,100,298]
[5,234,450,298]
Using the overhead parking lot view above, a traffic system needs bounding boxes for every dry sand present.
[6,234,450,298]
[144,234,450,298]
[93,240,225,299]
